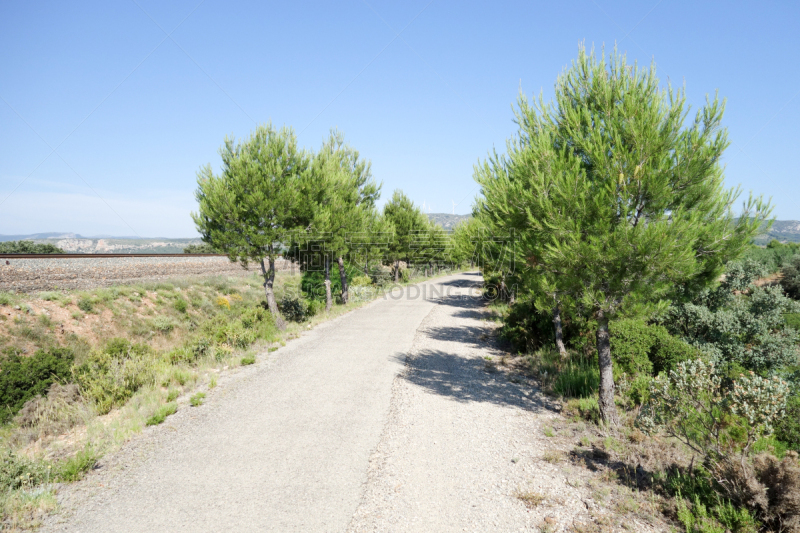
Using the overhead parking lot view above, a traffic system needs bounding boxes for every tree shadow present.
[401,348,550,413]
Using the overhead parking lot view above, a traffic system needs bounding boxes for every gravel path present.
[0,256,295,292]
[40,272,652,532]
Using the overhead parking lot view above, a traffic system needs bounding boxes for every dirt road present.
[43,272,630,532]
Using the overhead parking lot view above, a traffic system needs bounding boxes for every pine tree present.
[475,48,771,425]
[305,130,380,310]
[383,190,429,282]
[192,123,311,330]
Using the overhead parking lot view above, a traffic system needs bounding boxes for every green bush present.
[76,297,93,313]
[0,347,74,423]
[301,263,364,302]
[173,298,188,313]
[782,256,800,300]
[775,394,800,452]
[785,313,800,331]
[0,240,65,254]
[149,316,176,334]
[279,296,309,322]
[73,339,161,414]
[183,243,218,254]
[610,319,699,378]
[500,298,566,353]
[670,468,760,533]
[0,449,49,490]
[609,319,655,377]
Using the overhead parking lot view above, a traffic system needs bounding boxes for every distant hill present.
[757,220,800,244]
[427,213,471,231]
[0,234,203,254]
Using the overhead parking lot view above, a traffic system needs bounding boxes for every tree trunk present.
[260,257,286,331]
[553,303,566,357]
[394,259,400,283]
[337,256,348,304]
[595,313,619,426]
[324,256,332,312]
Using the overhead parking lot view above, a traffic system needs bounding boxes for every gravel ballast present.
[0,256,295,292]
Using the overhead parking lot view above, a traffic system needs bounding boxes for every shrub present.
[350,275,372,287]
[0,347,74,423]
[279,296,308,322]
[146,402,177,426]
[753,451,800,531]
[775,394,800,452]
[73,339,161,414]
[609,319,655,377]
[0,293,14,306]
[173,298,188,313]
[562,397,600,423]
[183,243,217,254]
[76,297,93,313]
[0,449,49,490]
[301,263,364,302]
[640,360,790,461]
[781,256,800,300]
[0,240,65,254]
[215,296,231,309]
[149,316,176,334]
[786,313,800,332]
[240,356,255,365]
[14,383,89,441]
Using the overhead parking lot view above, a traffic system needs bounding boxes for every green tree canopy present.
[192,123,311,329]
[383,190,429,282]
[475,47,771,424]
[302,130,381,309]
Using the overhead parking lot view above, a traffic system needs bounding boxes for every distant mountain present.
[759,220,800,244]
[427,213,471,231]
[0,234,204,253]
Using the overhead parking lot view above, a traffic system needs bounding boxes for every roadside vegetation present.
[0,241,65,255]
[475,48,799,532]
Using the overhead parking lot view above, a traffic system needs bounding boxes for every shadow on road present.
[401,349,545,412]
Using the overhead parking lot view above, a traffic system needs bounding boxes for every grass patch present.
[166,389,179,402]
[515,490,546,508]
[189,392,205,407]
[57,447,97,482]
[240,356,256,366]
[145,402,177,426]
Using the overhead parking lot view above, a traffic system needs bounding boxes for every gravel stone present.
[0,256,296,293]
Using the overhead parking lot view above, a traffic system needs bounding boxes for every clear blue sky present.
[1,1,798,238]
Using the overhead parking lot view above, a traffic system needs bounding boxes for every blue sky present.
[1,1,798,238]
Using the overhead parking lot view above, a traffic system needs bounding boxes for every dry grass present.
[515,490,546,508]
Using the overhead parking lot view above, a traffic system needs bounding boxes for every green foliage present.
[183,243,217,254]
[0,240,65,254]
[0,449,49,490]
[785,313,800,331]
[166,389,179,402]
[189,392,205,407]
[73,339,161,414]
[279,295,309,322]
[76,297,93,313]
[149,316,176,334]
[383,190,429,269]
[639,359,790,462]
[553,358,599,398]
[664,264,800,372]
[57,446,97,482]
[240,356,255,365]
[742,241,800,274]
[0,292,15,306]
[301,263,363,302]
[146,402,177,426]
[610,319,699,377]
[781,255,800,300]
[0,348,74,423]
[474,47,769,425]
[775,393,800,452]
[173,298,188,313]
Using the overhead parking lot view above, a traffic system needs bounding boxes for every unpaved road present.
[43,272,622,533]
